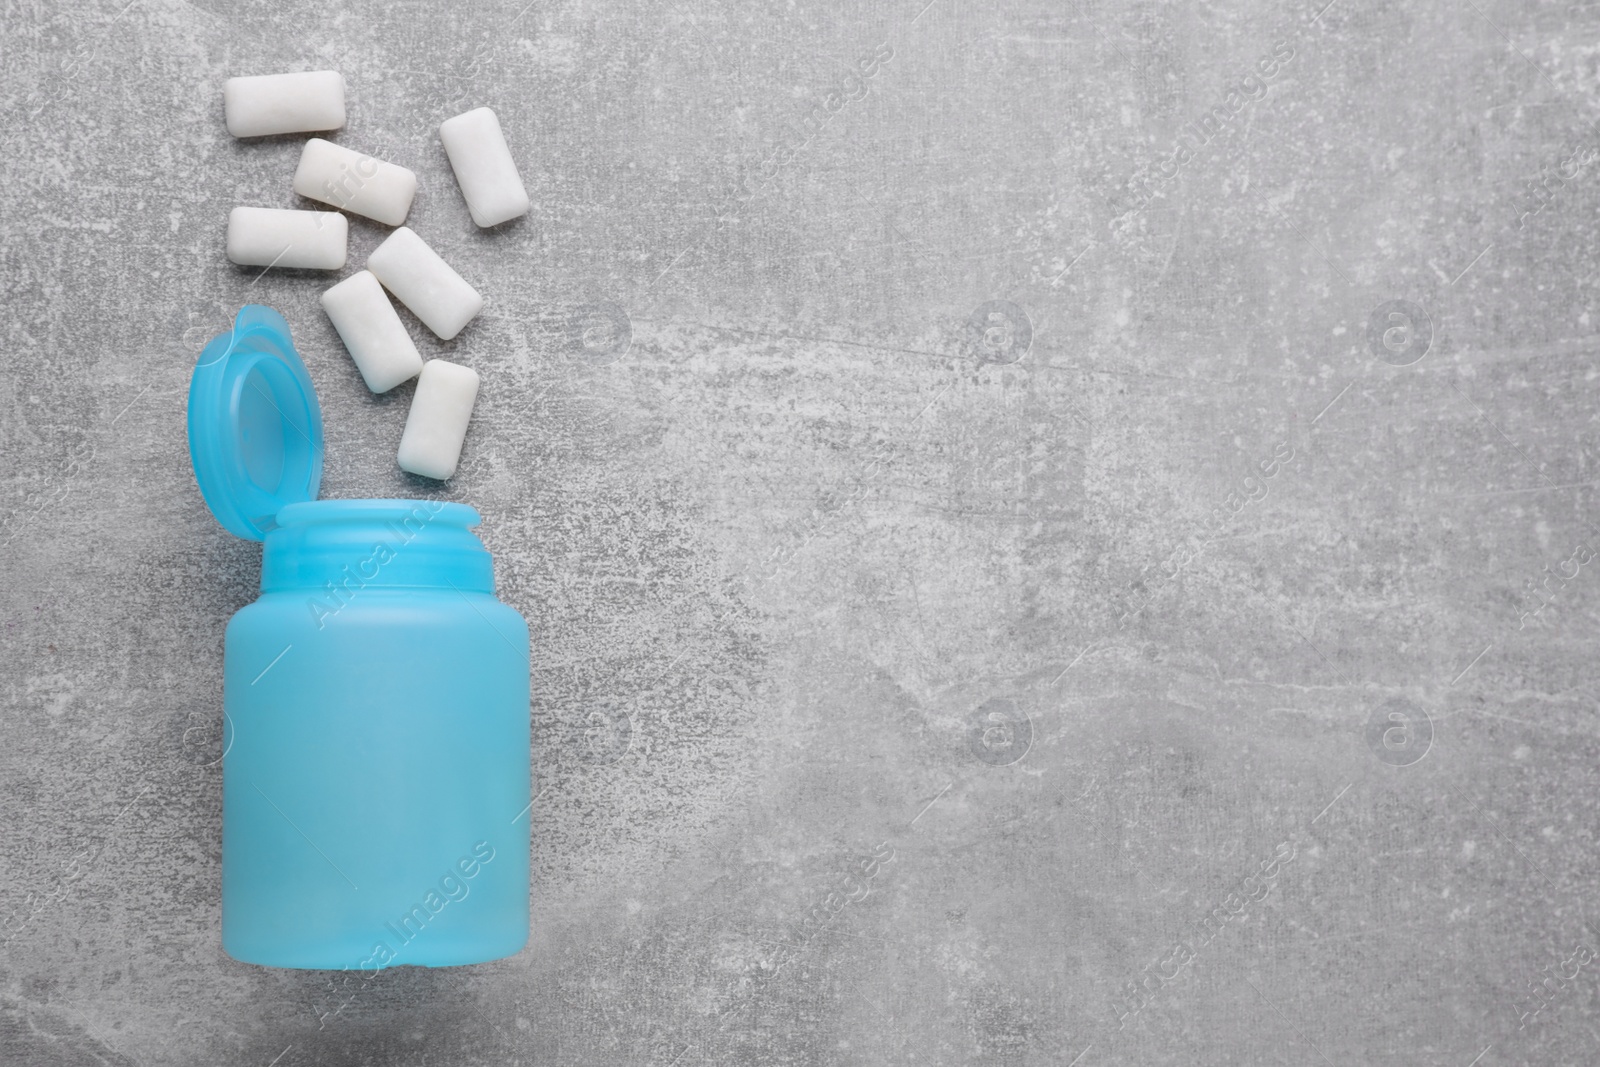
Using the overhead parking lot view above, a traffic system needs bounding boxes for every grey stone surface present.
[4,0,1600,1063]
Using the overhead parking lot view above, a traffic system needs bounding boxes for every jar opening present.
[274,498,480,530]
[261,498,493,594]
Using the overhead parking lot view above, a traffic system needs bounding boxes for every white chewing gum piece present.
[293,139,417,227]
[439,107,530,228]
[224,71,346,138]
[320,271,424,393]
[397,360,480,481]
[365,227,484,340]
[226,207,347,269]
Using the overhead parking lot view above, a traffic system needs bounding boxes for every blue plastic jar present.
[188,306,530,969]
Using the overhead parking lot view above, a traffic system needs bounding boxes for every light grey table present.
[4,1,1598,1064]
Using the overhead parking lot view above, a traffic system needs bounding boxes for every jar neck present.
[260,500,495,594]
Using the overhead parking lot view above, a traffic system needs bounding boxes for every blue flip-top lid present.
[187,305,324,541]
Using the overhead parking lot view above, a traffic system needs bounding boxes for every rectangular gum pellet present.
[365,227,484,340]
[320,271,424,393]
[439,107,530,228]
[397,360,480,480]
[224,71,346,138]
[227,207,347,269]
[293,139,417,227]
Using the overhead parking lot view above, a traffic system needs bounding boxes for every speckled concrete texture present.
[5,0,1600,1064]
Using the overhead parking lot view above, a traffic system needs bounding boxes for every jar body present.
[221,500,529,969]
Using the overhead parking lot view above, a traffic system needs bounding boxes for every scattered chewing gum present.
[365,227,484,340]
[293,139,417,226]
[226,207,347,269]
[439,107,530,228]
[224,71,345,138]
[397,360,480,481]
[319,271,424,393]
